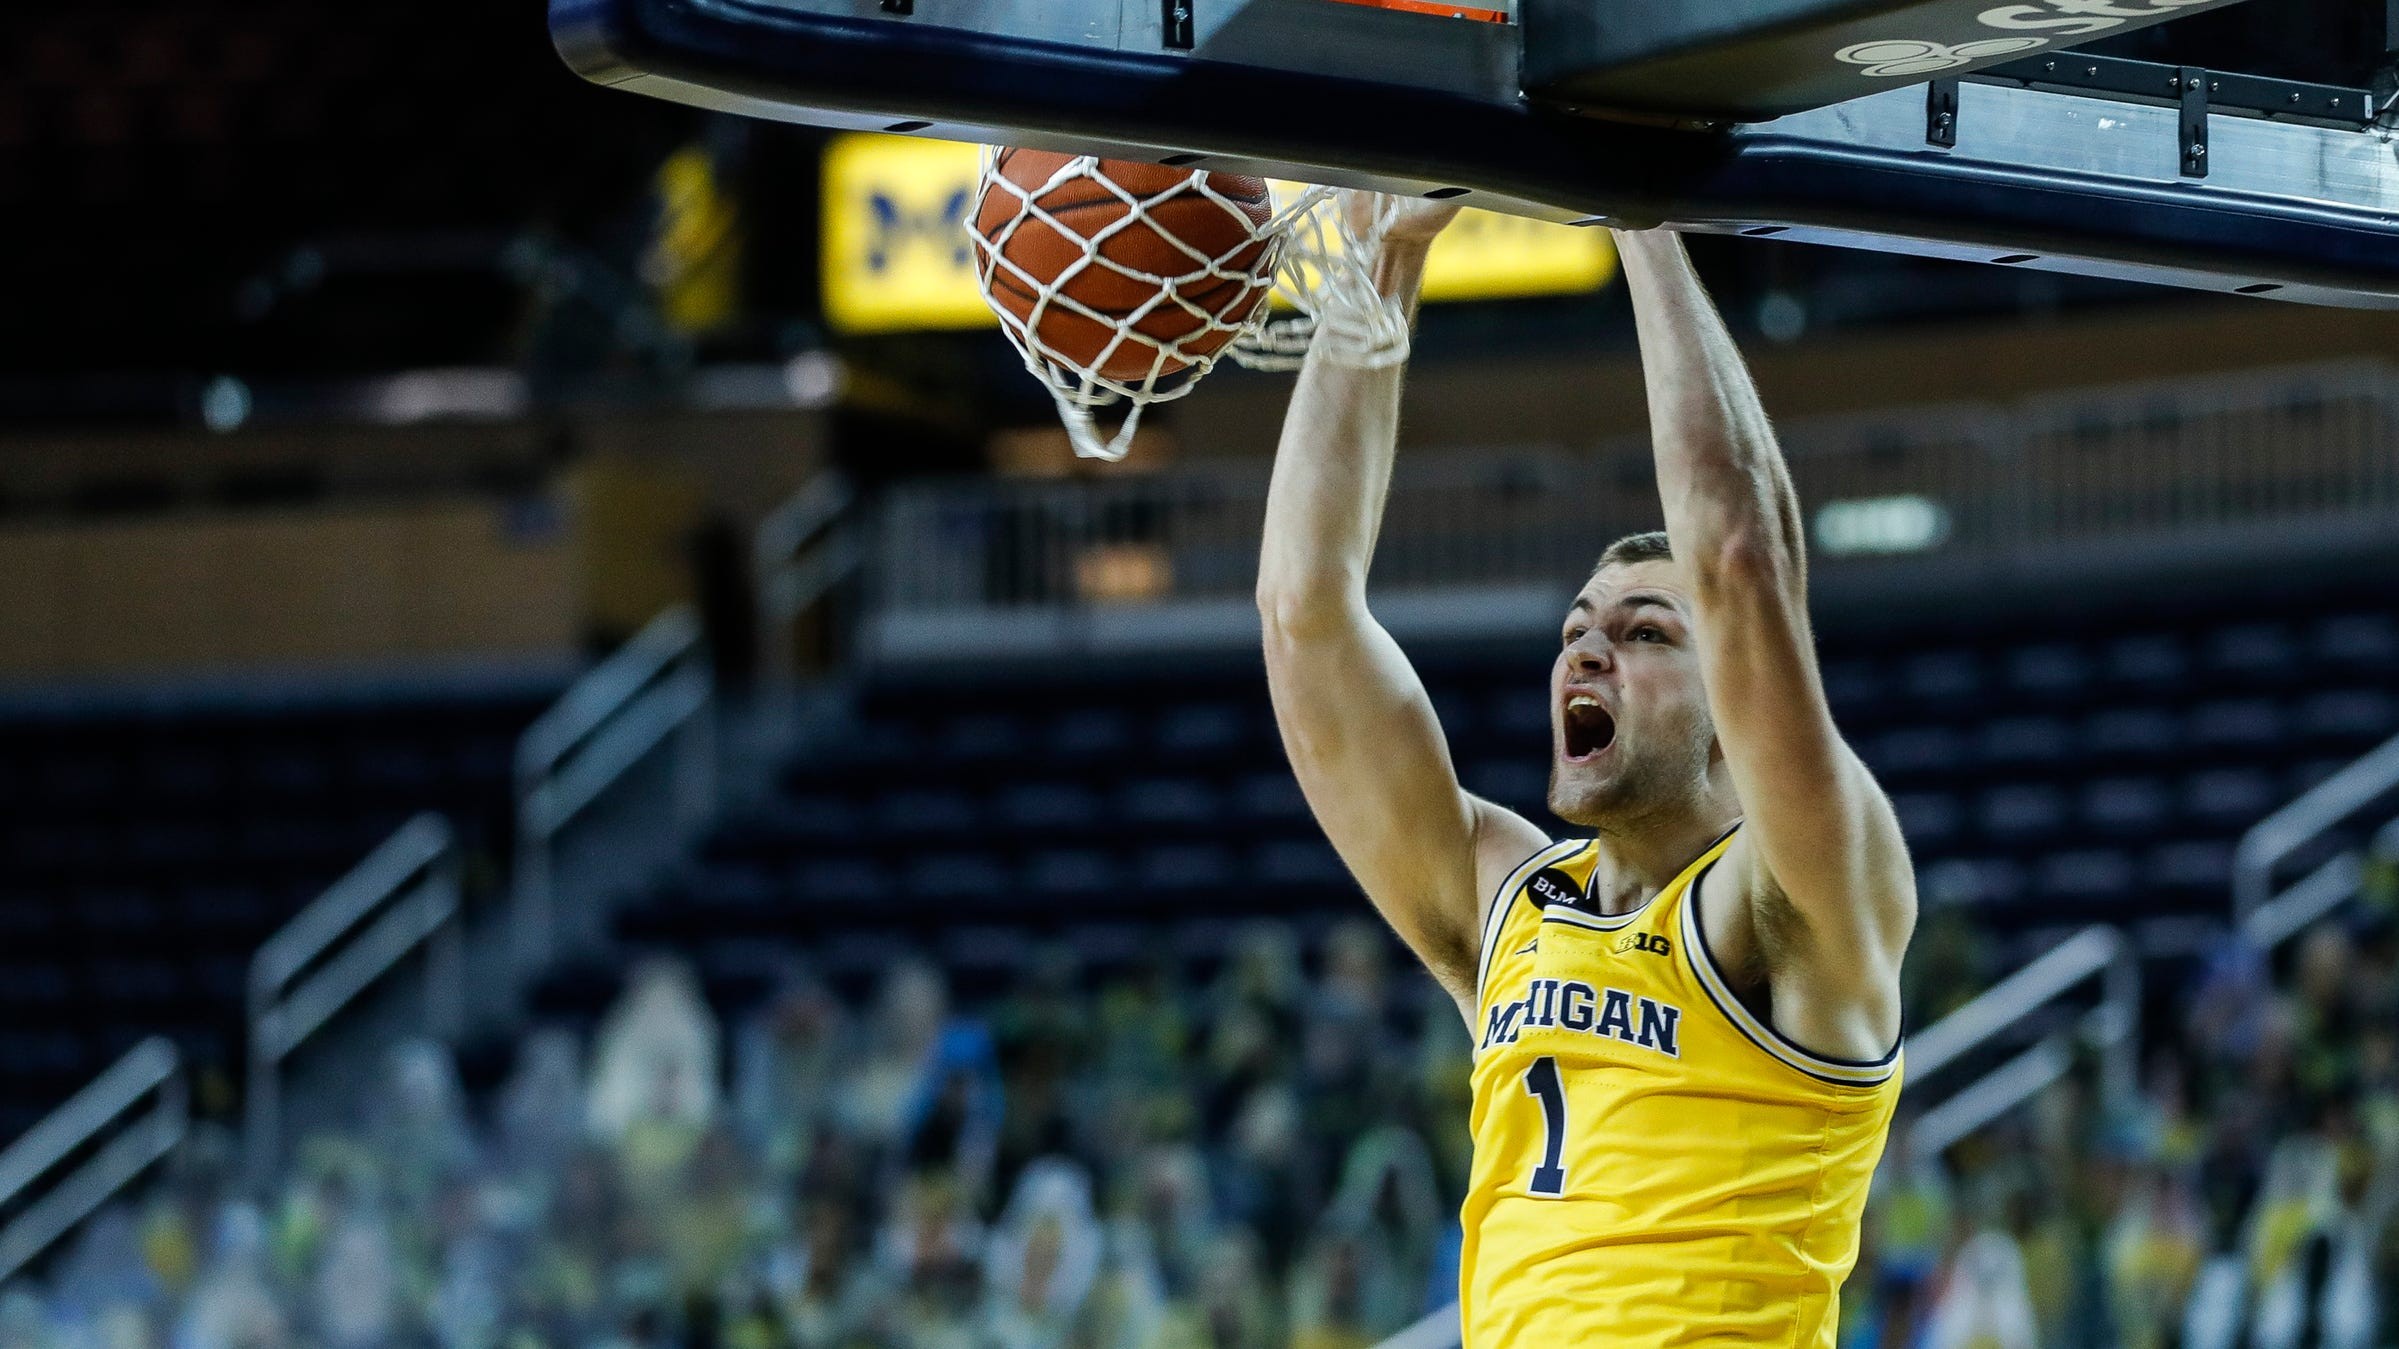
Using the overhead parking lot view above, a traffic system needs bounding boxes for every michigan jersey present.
[1458,826,1900,1347]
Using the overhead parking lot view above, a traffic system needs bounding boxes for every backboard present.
[552,0,2399,306]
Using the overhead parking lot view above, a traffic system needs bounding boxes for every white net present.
[966,147,1413,461]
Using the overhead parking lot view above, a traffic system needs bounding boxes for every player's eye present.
[1630,625,1664,643]
[1562,626,1587,646]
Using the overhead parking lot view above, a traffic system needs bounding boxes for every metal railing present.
[246,814,463,1189]
[754,471,862,693]
[513,604,716,973]
[0,1039,185,1287]
[2233,730,2399,932]
[1901,926,2141,1161]
[866,360,2399,648]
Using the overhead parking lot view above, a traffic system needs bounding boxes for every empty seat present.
[2104,634,2188,688]
[2034,849,2134,902]
[2202,623,2296,684]
[1900,651,1982,704]
[1486,693,1550,741]
[1919,857,2026,908]
[2080,778,2169,835]
[1979,716,2072,768]
[995,782,1102,832]
[791,857,885,904]
[1868,727,1968,778]
[1049,708,1133,759]
[763,793,868,843]
[904,852,1009,899]
[2182,768,2276,825]
[2187,699,2283,749]
[2309,613,2399,673]
[1156,704,1247,754]
[1253,839,1347,888]
[1134,844,1238,891]
[1819,659,1887,714]
[2005,644,2092,698]
[1118,778,1223,827]
[938,713,1031,761]
[1979,785,2066,842]
[1232,772,1310,824]
[1890,792,1961,847]
[2147,840,2234,897]
[1023,849,1121,896]
[2082,708,2180,761]
[1463,760,1547,809]
[874,788,978,834]
[2294,689,2397,745]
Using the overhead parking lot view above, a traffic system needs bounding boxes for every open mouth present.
[1561,692,1617,764]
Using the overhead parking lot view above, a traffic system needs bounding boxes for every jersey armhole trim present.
[1679,859,1902,1088]
[1473,837,1581,1005]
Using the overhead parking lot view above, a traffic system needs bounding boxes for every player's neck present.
[1583,799,1741,916]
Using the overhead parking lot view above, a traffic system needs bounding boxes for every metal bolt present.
[2190,144,2206,158]
[2086,65,2098,77]
[2290,93,2302,104]
[2208,80,2219,93]
[2044,60,2057,73]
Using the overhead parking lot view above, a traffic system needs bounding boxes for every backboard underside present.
[553,0,2399,307]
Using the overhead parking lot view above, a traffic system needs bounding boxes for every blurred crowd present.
[4,860,2396,1349]
[7,921,1468,1349]
[1849,856,2399,1349]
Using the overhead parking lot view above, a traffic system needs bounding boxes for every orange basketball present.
[973,149,1277,383]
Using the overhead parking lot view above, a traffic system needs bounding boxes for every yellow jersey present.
[1458,826,1900,1347]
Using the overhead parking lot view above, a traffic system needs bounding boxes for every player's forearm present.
[1255,240,1434,629]
[1614,232,1804,596]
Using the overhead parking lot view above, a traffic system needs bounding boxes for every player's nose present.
[1566,635,1613,673]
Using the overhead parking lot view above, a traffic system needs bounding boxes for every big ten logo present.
[1613,932,1672,958]
[1837,0,2221,77]
[822,135,996,334]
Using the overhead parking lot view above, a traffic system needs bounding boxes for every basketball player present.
[1256,199,1914,1345]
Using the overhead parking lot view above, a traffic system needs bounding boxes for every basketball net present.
[966,148,1413,462]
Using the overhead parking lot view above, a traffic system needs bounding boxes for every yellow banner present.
[822,134,1618,335]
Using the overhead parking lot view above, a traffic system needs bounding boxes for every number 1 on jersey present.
[1523,1055,1567,1197]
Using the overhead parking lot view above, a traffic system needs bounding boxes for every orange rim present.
[1321,0,1509,21]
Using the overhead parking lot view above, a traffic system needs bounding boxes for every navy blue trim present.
[1476,838,1578,1005]
[1682,857,1903,1086]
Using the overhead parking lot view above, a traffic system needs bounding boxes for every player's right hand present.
[1340,189,1464,246]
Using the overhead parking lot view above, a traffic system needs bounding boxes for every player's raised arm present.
[1612,230,1915,1045]
[1258,198,1550,1016]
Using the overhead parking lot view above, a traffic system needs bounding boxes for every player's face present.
[1547,559,1716,828]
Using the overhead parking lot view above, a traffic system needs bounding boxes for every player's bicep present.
[1263,607,1545,997]
[1694,586,1914,964]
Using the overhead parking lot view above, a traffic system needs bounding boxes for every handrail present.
[2233,730,2399,927]
[247,814,463,1189]
[512,603,715,972]
[754,471,861,691]
[515,606,705,795]
[1900,924,2141,1153]
[0,1038,185,1285]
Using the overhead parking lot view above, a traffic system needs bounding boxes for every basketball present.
[972,149,1276,383]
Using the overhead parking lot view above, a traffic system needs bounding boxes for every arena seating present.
[0,675,558,1136]
[616,591,2399,1024]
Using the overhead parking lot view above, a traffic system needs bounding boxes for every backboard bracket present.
[2179,66,2209,178]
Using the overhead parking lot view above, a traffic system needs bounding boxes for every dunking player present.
[1257,199,1914,1345]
